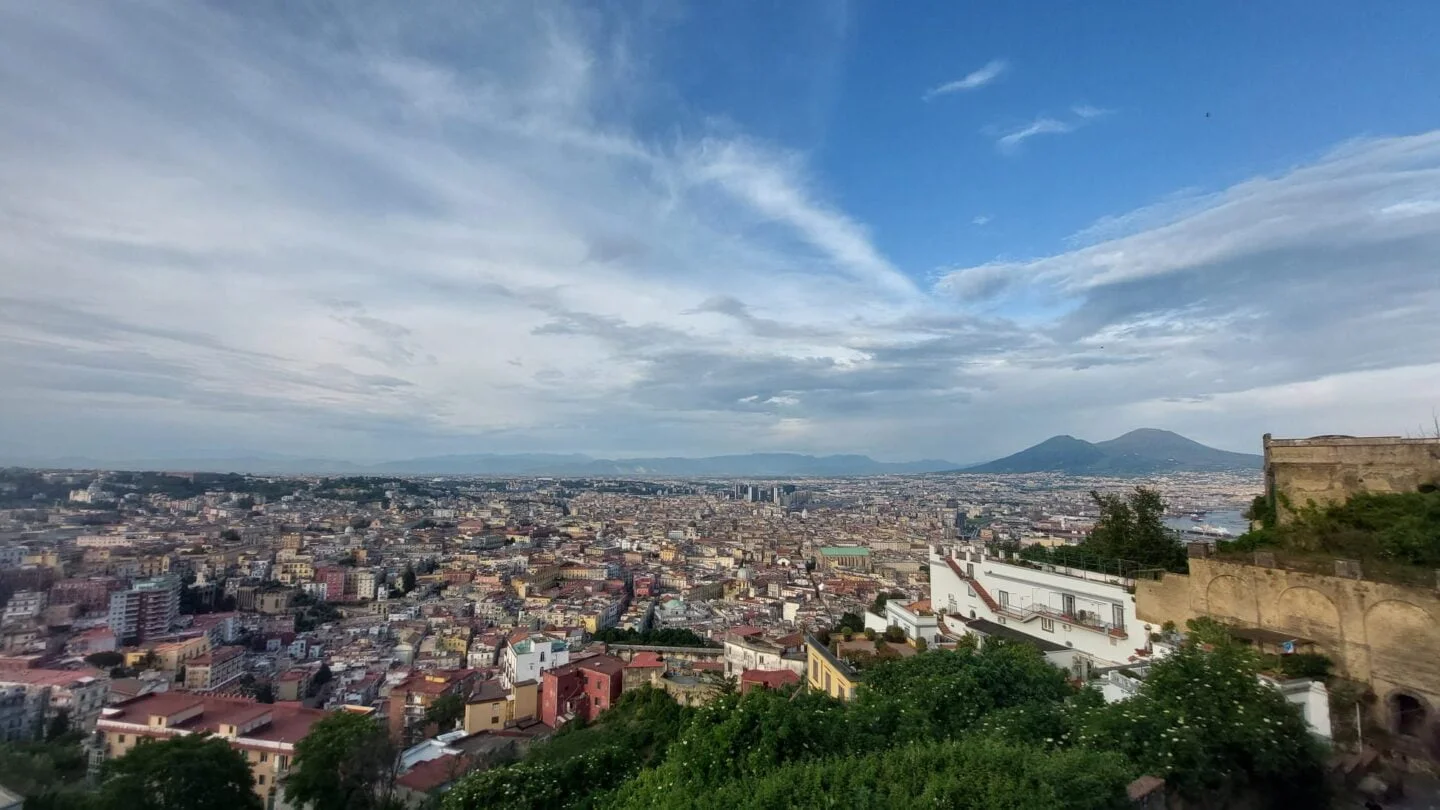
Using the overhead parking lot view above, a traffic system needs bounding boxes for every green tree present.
[284,712,399,810]
[0,734,92,809]
[425,694,465,731]
[1069,639,1327,808]
[94,733,261,810]
[1085,487,1185,571]
[402,565,417,594]
[84,651,124,670]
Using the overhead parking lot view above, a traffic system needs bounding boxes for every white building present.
[501,634,570,688]
[2,590,48,623]
[929,544,1140,674]
[863,598,941,645]
[722,632,807,680]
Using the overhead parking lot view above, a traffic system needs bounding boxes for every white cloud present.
[924,59,1008,100]
[972,215,992,227]
[1072,104,1111,119]
[0,3,1437,464]
[995,117,1074,151]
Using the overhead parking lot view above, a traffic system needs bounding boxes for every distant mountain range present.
[5,452,963,477]
[964,429,1261,475]
[6,429,1260,477]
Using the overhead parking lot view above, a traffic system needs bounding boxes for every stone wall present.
[1264,434,1440,522]
[1137,557,1440,749]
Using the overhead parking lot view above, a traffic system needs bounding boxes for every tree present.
[45,710,71,742]
[253,682,276,704]
[1069,638,1327,808]
[882,626,906,643]
[219,529,242,543]
[84,651,124,670]
[1085,487,1186,572]
[835,612,865,633]
[95,733,262,810]
[284,712,400,810]
[402,565,417,594]
[425,694,465,731]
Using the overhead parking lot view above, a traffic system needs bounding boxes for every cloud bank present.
[1,3,1437,463]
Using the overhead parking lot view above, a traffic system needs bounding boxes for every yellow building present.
[463,679,538,734]
[805,635,860,701]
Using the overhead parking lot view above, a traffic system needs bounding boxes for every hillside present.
[967,428,1261,475]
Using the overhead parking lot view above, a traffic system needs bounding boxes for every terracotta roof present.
[398,753,469,792]
[626,652,663,668]
[99,692,329,747]
[740,669,800,689]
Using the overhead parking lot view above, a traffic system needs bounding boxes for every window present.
[117,734,126,744]
[257,775,266,785]
[997,590,1009,608]
[259,752,268,763]
[1041,618,1054,633]
[1391,693,1427,737]
[1112,604,1126,630]
[539,651,545,662]
[1061,594,1076,617]
[966,586,974,597]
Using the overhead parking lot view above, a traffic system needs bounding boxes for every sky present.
[2,1,1440,464]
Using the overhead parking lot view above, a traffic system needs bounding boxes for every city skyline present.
[3,2,1440,463]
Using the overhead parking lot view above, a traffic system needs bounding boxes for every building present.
[540,655,624,728]
[1264,433,1440,523]
[501,633,569,689]
[817,546,872,572]
[96,692,329,810]
[622,652,665,691]
[0,685,33,742]
[740,669,800,694]
[0,668,110,737]
[184,645,246,691]
[386,669,480,740]
[461,678,538,734]
[107,576,181,644]
[2,590,48,623]
[863,598,941,645]
[50,577,125,614]
[1138,555,1440,754]
[804,635,860,701]
[274,667,314,703]
[722,631,806,681]
[314,566,348,601]
[930,544,1137,674]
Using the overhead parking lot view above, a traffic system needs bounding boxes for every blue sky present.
[2,1,1439,464]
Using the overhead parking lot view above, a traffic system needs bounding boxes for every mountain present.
[5,452,962,477]
[966,429,1261,475]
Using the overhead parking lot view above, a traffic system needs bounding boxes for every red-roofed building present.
[97,692,329,809]
[387,669,480,740]
[540,655,625,728]
[740,669,800,694]
[623,652,664,691]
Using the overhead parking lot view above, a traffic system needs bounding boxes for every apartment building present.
[107,576,181,644]
[0,669,109,736]
[721,630,806,681]
[97,692,328,810]
[929,544,1138,674]
[184,645,246,691]
[501,633,570,689]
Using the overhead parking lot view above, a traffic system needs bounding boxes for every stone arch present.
[1202,574,1260,624]
[1363,600,1440,695]
[1385,689,1431,738]
[1271,586,1342,643]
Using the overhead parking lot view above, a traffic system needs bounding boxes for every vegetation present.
[0,733,93,809]
[442,636,1325,810]
[1016,487,1187,575]
[591,627,717,648]
[1228,489,1440,570]
[285,712,401,810]
[94,733,262,810]
[425,693,465,730]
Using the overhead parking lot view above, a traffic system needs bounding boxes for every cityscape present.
[4,2,1440,809]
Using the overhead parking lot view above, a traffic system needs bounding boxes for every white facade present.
[722,635,807,680]
[863,599,941,644]
[929,545,1140,669]
[2,590,48,623]
[501,635,569,688]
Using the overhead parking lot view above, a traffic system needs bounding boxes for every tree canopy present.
[441,636,1328,810]
[94,733,262,810]
[284,712,399,810]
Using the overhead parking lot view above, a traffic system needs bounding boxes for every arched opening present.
[1389,692,1427,737]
